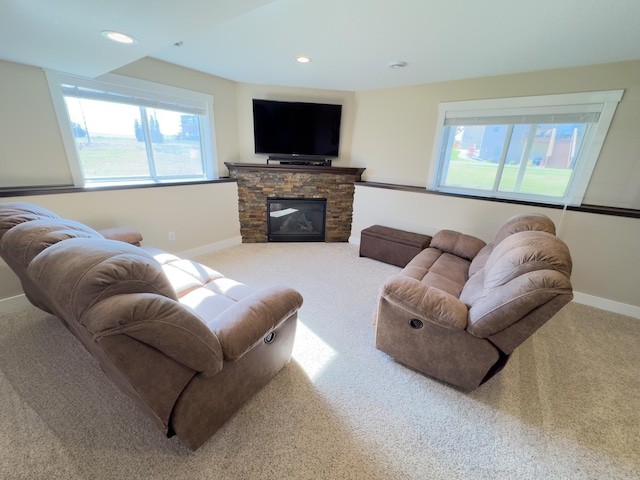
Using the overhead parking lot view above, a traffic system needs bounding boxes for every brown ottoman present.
[359,225,431,267]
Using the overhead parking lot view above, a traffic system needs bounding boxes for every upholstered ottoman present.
[359,225,431,267]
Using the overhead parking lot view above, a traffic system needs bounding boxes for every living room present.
[2,57,640,315]
[0,1,639,478]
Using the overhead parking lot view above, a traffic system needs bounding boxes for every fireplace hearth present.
[267,198,326,242]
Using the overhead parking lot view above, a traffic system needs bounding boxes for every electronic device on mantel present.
[252,99,342,166]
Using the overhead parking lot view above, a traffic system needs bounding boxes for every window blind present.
[61,85,206,116]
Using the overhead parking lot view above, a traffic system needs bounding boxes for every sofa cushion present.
[468,213,559,279]
[28,238,179,321]
[466,270,573,338]
[430,230,486,261]
[483,231,572,291]
[492,213,556,246]
[463,231,573,337]
[0,202,61,240]
[458,269,484,307]
[467,243,492,278]
[401,248,472,298]
[0,218,102,269]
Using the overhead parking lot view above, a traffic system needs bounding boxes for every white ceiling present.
[2,0,640,92]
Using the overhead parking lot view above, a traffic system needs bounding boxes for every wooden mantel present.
[225,162,365,181]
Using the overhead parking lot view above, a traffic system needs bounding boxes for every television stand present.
[266,156,332,167]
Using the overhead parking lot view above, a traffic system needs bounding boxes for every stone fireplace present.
[225,162,365,243]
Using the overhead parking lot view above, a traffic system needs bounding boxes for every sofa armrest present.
[209,285,304,361]
[99,227,143,246]
[84,293,224,376]
[381,275,468,330]
[430,230,486,261]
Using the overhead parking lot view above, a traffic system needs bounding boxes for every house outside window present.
[46,72,217,187]
[428,90,623,206]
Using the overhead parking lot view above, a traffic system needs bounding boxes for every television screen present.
[253,99,342,158]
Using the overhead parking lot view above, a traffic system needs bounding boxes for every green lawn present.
[75,136,203,179]
[444,157,571,197]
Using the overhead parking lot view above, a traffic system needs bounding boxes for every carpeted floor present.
[0,242,638,479]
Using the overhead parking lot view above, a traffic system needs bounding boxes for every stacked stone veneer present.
[226,163,364,243]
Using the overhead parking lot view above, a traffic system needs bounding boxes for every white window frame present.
[46,70,218,187]
[427,90,624,206]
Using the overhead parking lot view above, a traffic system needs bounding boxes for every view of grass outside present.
[75,137,203,179]
[443,150,571,197]
[76,137,149,178]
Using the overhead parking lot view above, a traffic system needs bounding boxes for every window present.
[428,90,623,206]
[46,72,217,186]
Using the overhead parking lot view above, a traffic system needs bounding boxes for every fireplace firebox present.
[267,198,326,242]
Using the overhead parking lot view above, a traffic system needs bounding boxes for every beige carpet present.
[0,242,638,479]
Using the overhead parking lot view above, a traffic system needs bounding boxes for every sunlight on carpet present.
[291,320,337,381]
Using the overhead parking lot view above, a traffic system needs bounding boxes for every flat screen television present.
[252,99,342,159]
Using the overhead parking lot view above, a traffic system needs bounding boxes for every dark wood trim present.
[0,178,235,198]
[356,181,640,219]
[575,204,640,219]
[3,176,637,220]
[225,162,366,180]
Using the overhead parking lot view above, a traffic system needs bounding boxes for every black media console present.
[266,156,332,167]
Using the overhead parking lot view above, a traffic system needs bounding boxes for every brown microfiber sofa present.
[0,202,303,450]
[374,213,573,391]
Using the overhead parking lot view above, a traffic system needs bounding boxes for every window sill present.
[355,181,640,219]
[0,178,235,198]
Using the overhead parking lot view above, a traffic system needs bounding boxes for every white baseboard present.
[572,292,640,319]
[0,294,29,314]
[177,236,243,259]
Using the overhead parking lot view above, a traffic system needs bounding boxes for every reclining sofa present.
[374,213,573,391]
[0,202,303,450]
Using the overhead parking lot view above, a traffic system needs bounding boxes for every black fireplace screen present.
[267,198,327,242]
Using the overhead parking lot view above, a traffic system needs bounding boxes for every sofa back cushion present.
[0,202,60,241]
[492,213,556,246]
[467,244,493,278]
[0,218,103,270]
[27,237,179,322]
[461,231,572,338]
[430,230,486,261]
[483,231,572,291]
[467,213,557,278]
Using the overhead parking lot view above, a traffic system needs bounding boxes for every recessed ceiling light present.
[388,61,407,69]
[101,30,138,45]
[296,56,311,63]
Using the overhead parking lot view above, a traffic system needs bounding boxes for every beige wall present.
[351,60,640,210]
[0,60,73,187]
[233,82,356,172]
